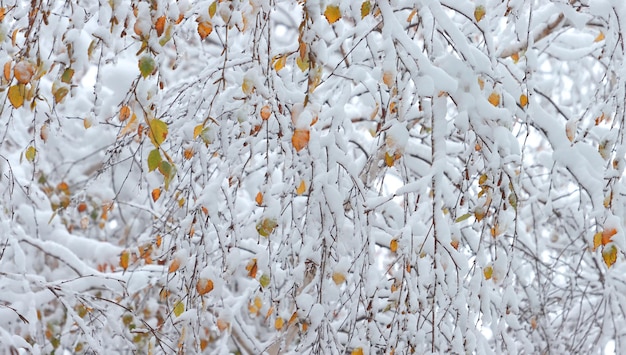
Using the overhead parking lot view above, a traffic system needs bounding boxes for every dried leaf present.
[255,192,263,205]
[14,61,35,84]
[324,5,341,24]
[246,258,258,278]
[382,71,394,87]
[155,16,166,37]
[292,129,310,152]
[595,31,605,42]
[168,258,180,273]
[260,105,271,120]
[183,148,194,160]
[196,278,214,295]
[511,52,520,63]
[332,272,346,285]
[119,105,131,121]
[151,188,161,202]
[119,112,138,137]
[3,61,10,81]
[198,21,213,39]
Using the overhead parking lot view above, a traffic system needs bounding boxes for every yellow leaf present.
[332,272,346,285]
[193,124,204,139]
[83,117,92,129]
[8,84,25,108]
[384,152,395,167]
[382,71,394,87]
[198,21,213,39]
[595,31,605,42]
[474,5,486,22]
[390,239,398,252]
[148,118,168,147]
[407,8,417,23]
[478,174,488,185]
[324,5,341,24]
[292,128,310,152]
[173,301,184,317]
[351,348,364,355]
[275,317,284,330]
[196,278,214,295]
[296,180,306,195]
[119,112,138,137]
[246,258,258,278]
[361,1,371,19]
[273,55,287,72]
[216,318,229,332]
[602,245,618,268]
[520,94,528,107]
[24,146,36,162]
[242,77,254,95]
[483,266,493,280]
[256,218,277,237]
[477,77,485,90]
[593,232,602,251]
[488,92,500,106]
[255,192,263,205]
[120,250,130,271]
[208,1,217,18]
[296,56,309,72]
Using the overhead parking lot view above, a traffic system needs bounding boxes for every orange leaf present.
[151,188,161,201]
[324,5,341,24]
[168,258,181,273]
[382,71,394,87]
[183,148,194,160]
[292,129,310,152]
[260,105,271,120]
[216,318,229,332]
[488,92,500,106]
[119,105,131,121]
[198,21,213,39]
[351,348,364,355]
[275,317,284,330]
[450,239,459,250]
[511,52,520,63]
[77,203,87,213]
[0,7,5,22]
[296,180,306,195]
[390,239,398,252]
[196,278,214,295]
[246,258,258,278]
[155,16,166,37]
[120,250,130,271]
[255,191,263,205]
[602,228,617,245]
[14,61,35,85]
[595,31,605,42]
[273,55,287,72]
[520,94,528,107]
[3,61,10,81]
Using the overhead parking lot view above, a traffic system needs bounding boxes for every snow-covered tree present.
[1,0,625,353]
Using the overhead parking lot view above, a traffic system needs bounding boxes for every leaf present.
[483,266,493,280]
[183,148,193,160]
[119,105,131,121]
[450,239,459,250]
[602,228,617,245]
[148,119,168,147]
[119,112,138,137]
[158,161,175,190]
[488,92,500,106]
[384,152,395,167]
[296,180,306,195]
[455,213,472,223]
[25,146,36,162]
[520,94,528,107]
[173,301,184,317]
[602,245,618,268]
[14,61,35,84]
[193,124,205,139]
[8,84,25,108]
[138,55,156,79]
[511,52,520,63]
[260,105,271,120]
[168,258,180,273]
[147,149,162,172]
[255,192,263,205]
[151,188,161,202]
[332,272,346,285]
[3,61,10,81]
[259,274,270,288]
[474,5,486,22]
[595,31,605,42]
[52,84,69,104]
[390,239,398,252]
[246,258,258,278]
[61,68,74,84]
[209,1,217,18]
[242,77,254,95]
[292,129,310,152]
[120,250,130,271]
[324,5,341,24]
[382,71,394,87]
[593,232,602,251]
[361,1,371,19]
[198,21,213,39]
[256,218,278,237]
[196,278,214,295]
[351,348,364,355]
[275,317,284,330]
[273,55,287,72]
[155,16,166,37]
[216,318,229,332]
[83,117,92,129]
[296,56,309,72]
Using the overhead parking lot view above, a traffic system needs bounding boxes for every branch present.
[499,13,565,58]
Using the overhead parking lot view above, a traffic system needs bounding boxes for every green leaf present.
[159,161,175,190]
[455,213,471,223]
[256,218,278,237]
[61,68,74,84]
[259,274,270,288]
[138,55,156,79]
[148,119,168,147]
[173,301,184,317]
[209,1,217,18]
[361,1,371,19]
[147,149,162,172]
